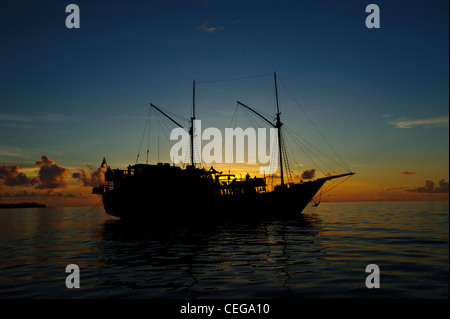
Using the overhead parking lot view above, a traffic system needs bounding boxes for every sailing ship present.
[93,73,354,220]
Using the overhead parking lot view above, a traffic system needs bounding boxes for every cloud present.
[230,19,242,24]
[34,155,70,189]
[406,179,449,194]
[42,190,82,198]
[0,164,35,188]
[0,146,24,157]
[1,155,71,191]
[383,185,412,191]
[197,20,225,33]
[72,164,106,187]
[0,112,74,123]
[389,116,449,128]
[400,170,415,175]
[301,169,316,180]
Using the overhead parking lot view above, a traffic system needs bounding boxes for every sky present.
[0,0,448,206]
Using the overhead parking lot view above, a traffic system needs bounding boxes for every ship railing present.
[105,167,134,181]
[215,175,267,194]
[215,174,266,184]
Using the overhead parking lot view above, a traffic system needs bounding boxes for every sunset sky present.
[1,0,448,206]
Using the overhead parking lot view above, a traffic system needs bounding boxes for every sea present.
[0,201,448,301]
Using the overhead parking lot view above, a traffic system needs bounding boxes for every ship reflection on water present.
[1,203,447,299]
[97,212,325,298]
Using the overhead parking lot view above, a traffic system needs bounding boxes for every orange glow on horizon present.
[1,160,448,207]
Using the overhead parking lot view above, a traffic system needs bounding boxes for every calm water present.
[0,201,448,299]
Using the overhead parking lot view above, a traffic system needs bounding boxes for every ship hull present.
[101,179,326,221]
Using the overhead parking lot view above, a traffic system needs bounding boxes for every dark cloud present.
[0,164,35,188]
[34,155,70,189]
[406,179,449,193]
[400,170,416,175]
[72,164,106,187]
[301,169,316,180]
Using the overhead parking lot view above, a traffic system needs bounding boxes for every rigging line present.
[284,125,341,174]
[154,106,192,164]
[284,130,338,175]
[241,104,261,129]
[225,103,240,171]
[251,107,276,123]
[64,198,103,221]
[291,134,335,176]
[147,106,152,164]
[224,104,238,150]
[283,128,302,176]
[277,75,352,172]
[319,177,339,195]
[283,128,328,176]
[284,124,342,172]
[155,105,189,124]
[280,129,293,181]
[184,138,190,168]
[228,102,239,128]
[136,105,152,164]
[196,73,273,84]
[154,111,161,162]
[282,132,294,184]
[193,123,202,166]
[240,105,276,173]
[311,175,353,202]
[160,115,174,146]
[158,126,160,163]
[238,101,277,125]
[238,102,277,133]
[273,84,277,118]
[154,111,173,160]
[270,132,278,189]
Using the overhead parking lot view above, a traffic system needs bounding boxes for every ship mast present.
[274,72,284,187]
[191,79,195,166]
[149,80,197,167]
[236,71,286,187]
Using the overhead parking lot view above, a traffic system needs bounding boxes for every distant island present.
[0,202,46,209]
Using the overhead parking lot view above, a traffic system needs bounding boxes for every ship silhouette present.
[93,73,354,220]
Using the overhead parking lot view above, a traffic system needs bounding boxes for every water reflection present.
[98,213,324,298]
[0,202,447,298]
